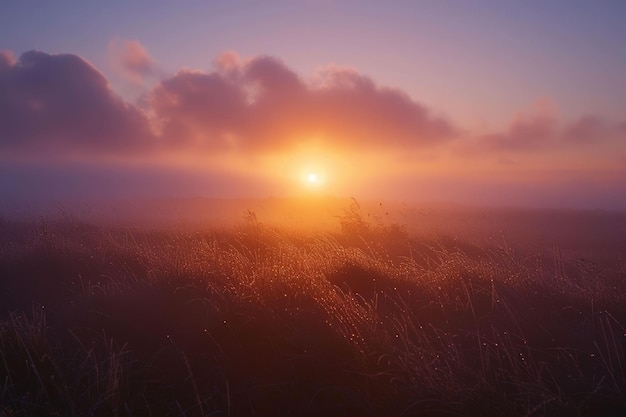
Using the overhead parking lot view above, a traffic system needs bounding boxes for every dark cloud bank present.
[2,49,622,157]
[0,50,456,156]
[0,50,152,155]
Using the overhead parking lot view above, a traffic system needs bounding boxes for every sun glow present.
[260,141,391,196]
[307,172,320,184]
[303,170,325,189]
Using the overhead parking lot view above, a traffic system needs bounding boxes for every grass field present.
[1,200,625,416]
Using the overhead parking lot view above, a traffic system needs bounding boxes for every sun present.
[307,172,320,184]
[301,169,326,190]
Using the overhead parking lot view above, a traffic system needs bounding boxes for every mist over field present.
[1,198,625,416]
[3,196,626,239]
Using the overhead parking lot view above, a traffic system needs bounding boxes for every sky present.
[1,0,625,208]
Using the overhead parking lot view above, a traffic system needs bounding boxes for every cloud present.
[150,68,247,148]
[0,50,154,156]
[213,50,241,74]
[477,98,558,151]
[150,52,457,152]
[465,98,625,156]
[562,116,612,144]
[108,38,156,85]
[0,50,16,68]
[245,55,305,94]
[309,66,455,147]
[480,115,556,152]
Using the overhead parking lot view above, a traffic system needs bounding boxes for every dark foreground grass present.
[0,208,625,416]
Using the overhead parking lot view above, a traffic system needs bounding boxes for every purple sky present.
[1,1,625,208]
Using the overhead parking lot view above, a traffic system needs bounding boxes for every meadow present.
[1,199,625,416]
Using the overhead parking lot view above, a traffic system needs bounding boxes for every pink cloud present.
[466,98,625,155]
[213,50,241,75]
[480,114,556,151]
[563,116,611,144]
[0,50,16,68]
[478,99,558,151]
[149,69,247,148]
[150,53,456,152]
[108,38,156,84]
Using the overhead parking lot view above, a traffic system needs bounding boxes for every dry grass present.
[0,204,625,416]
